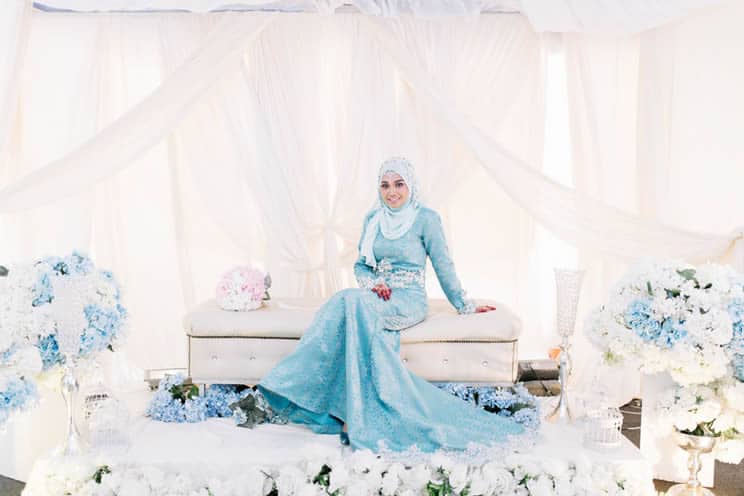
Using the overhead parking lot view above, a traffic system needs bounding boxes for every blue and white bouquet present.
[589,260,744,463]
[34,252,127,368]
[587,260,744,386]
[436,383,540,430]
[0,252,126,428]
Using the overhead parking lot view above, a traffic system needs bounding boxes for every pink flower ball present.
[216,267,268,311]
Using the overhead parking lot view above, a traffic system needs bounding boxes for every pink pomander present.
[216,267,271,311]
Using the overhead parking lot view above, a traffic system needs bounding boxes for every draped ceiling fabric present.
[1,0,743,382]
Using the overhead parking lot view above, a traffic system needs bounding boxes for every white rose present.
[448,464,469,493]
[297,483,323,496]
[466,468,491,495]
[399,464,431,491]
[276,465,306,495]
[328,463,350,494]
[712,410,736,433]
[117,477,149,496]
[346,478,373,495]
[380,471,400,496]
[481,463,514,493]
[714,438,744,464]
[540,459,569,479]
[526,475,554,496]
[722,382,744,411]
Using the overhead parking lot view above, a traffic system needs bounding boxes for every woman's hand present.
[372,282,392,301]
[475,305,496,313]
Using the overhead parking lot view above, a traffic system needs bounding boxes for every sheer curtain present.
[0,11,547,370]
[563,0,744,402]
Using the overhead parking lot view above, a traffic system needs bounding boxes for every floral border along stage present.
[587,260,744,463]
[0,252,126,429]
[23,449,654,496]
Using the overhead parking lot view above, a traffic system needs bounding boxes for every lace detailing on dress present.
[357,275,385,290]
[375,258,425,289]
[458,293,476,315]
[375,430,539,466]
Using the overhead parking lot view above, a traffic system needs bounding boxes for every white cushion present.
[185,297,520,343]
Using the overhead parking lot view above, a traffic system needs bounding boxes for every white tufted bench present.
[184,298,520,385]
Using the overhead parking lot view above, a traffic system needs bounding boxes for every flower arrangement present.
[216,267,272,311]
[25,449,654,496]
[656,378,744,463]
[145,374,287,426]
[436,383,540,430]
[32,252,127,368]
[588,259,744,463]
[0,252,126,428]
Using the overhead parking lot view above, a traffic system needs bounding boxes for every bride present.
[257,157,523,452]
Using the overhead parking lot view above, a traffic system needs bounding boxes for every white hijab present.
[360,157,422,269]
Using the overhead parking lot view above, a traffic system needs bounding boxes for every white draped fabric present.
[0,0,31,173]
[0,11,546,369]
[564,0,744,403]
[521,0,730,33]
[1,3,743,377]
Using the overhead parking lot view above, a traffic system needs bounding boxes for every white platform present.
[6,387,655,496]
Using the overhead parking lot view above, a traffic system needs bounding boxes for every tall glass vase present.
[49,275,89,456]
[546,268,585,424]
[60,362,87,456]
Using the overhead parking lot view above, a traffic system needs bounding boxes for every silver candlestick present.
[546,268,585,424]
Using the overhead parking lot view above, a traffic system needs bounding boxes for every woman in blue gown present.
[257,157,523,452]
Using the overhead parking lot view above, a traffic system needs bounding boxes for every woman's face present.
[379,172,410,209]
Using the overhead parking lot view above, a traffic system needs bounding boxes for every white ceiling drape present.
[33,0,731,33]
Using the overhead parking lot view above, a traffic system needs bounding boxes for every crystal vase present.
[60,362,87,456]
[666,431,716,496]
[546,268,585,424]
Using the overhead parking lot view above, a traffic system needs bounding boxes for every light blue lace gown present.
[257,207,523,452]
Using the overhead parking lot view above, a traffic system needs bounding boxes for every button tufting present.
[442,358,448,364]
[210,355,219,361]
[482,360,488,367]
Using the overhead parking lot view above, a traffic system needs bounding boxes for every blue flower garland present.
[145,375,286,425]
[435,382,540,430]
[146,376,540,430]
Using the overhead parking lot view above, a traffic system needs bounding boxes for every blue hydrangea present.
[512,407,540,429]
[435,383,475,403]
[728,301,744,354]
[31,272,53,307]
[43,252,94,276]
[36,334,64,369]
[435,383,540,431]
[624,299,662,342]
[733,355,744,382]
[478,388,517,410]
[657,318,688,349]
[0,376,38,426]
[204,385,252,418]
[80,304,124,356]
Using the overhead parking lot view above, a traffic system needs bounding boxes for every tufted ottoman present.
[184,298,520,385]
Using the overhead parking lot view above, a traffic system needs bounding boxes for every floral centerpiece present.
[216,267,272,311]
[587,259,744,463]
[0,252,126,431]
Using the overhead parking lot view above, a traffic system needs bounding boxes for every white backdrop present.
[0,1,742,392]
[0,10,546,371]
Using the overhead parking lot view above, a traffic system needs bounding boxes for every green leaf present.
[646,281,653,296]
[92,465,111,484]
[313,464,332,487]
[665,288,681,299]
[677,269,697,281]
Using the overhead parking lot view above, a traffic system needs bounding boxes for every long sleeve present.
[354,212,382,289]
[422,211,476,314]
